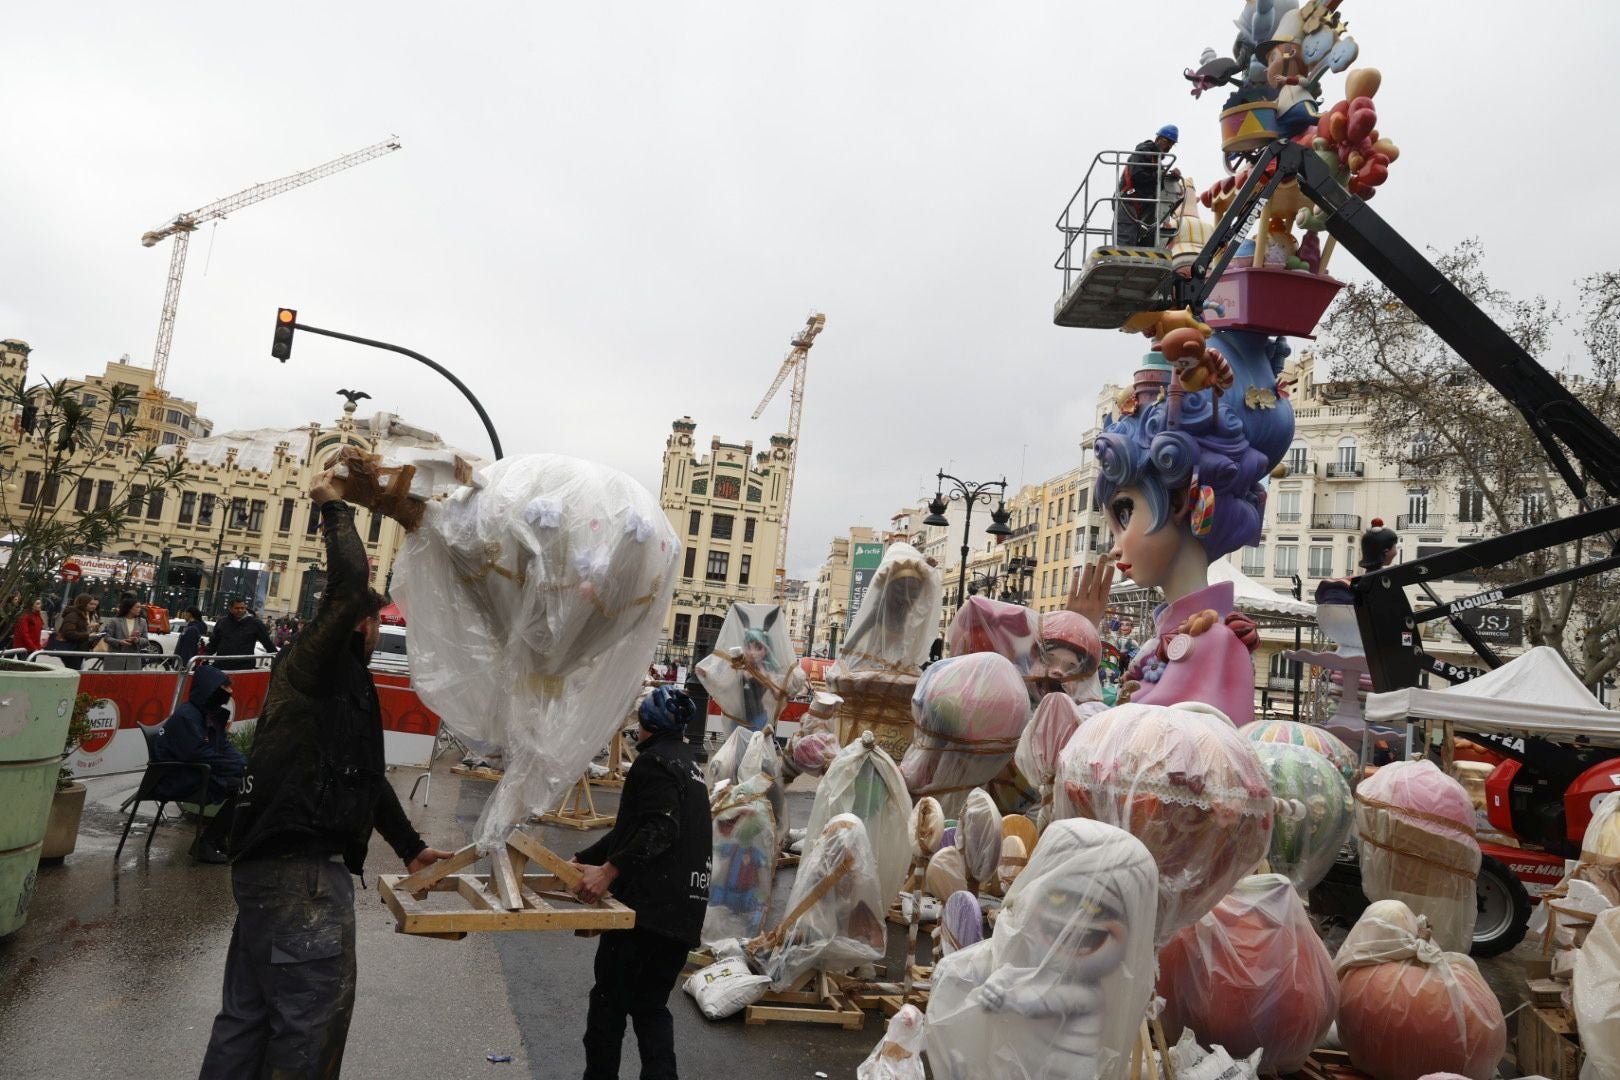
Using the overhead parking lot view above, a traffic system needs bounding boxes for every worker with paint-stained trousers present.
[572,687,713,1080]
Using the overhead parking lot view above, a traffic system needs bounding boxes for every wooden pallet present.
[378,830,634,938]
[536,775,616,830]
[745,970,865,1030]
[449,764,505,782]
[1292,1049,1375,1080]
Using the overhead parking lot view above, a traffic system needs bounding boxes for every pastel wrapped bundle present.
[806,732,912,905]
[702,775,779,944]
[829,545,941,759]
[1573,908,1620,1080]
[1014,693,1086,831]
[903,653,1032,815]
[1054,702,1275,947]
[393,454,679,850]
[1355,760,1480,954]
[910,797,945,859]
[695,602,807,735]
[997,835,1028,893]
[939,890,985,955]
[749,814,886,990]
[955,788,1004,890]
[739,727,787,834]
[1158,873,1338,1074]
[926,846,968,900]
[1240,718,1359,787]
[787,691,843,777]
[925,819,1159,1080]
[948,596,1042,676]
[857,1004,927,1080]
[1036,611,1104,705]
[1255,741,1354,892]
[1333,901,1506,1080]
[1575,791,1620,904]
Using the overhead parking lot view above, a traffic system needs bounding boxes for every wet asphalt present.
[0,758,1538,1079]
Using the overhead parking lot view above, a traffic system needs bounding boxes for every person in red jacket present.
[11,598,44,654]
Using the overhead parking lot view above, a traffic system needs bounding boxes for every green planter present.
[0,661,81,937]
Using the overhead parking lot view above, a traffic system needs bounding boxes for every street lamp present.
[204,497,252,614]
[1291,573,1304,721]
[828,607,846,660]
[922,469,1012,613]
[1003,555,1035,605]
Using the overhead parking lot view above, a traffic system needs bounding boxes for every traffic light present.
[272,308,297,362]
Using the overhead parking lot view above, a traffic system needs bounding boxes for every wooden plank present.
[507,831,585,891]
[455,876,502,911]
[490,849,524,910]
[396,843,481,898]
[377,874,636,935]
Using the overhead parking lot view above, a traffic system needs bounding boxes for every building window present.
[161,432,179,445]
[165,409,182,425]
[1275,545,1299,575]
[715,477,740,501]
[19,471,39,505]
[75,479,93,512]
[1406,488,1429,525]
[146,489,164,521]
[128,484,146,516]
[368,512,383,543]
[682,547,697,578]
[179,491,196,524]
[41,475,59,507]
[181,414,191,430]
[739,554,751,586]
[1269,651,1302,683]
[1308,545,1334,577]
[706,550,730,583]
[673,614,691,644]
[1337,438,1358,467]
[711,514,734,541]
[279,498,295,533]
[106,421,120,436]
[746,486,762,503]
[198,494,215,526]
[744,518,757,543]
[306,501,321,535]
[81,393,98,409]
[688,510,701,536]
[1276,490,1301,523]
[94,480,113,511]
[1458,487,1485,524]
[248,500,266,533]
[1286,443,1308,475]
[1522,491,1546,525]
[1240,545,1265,576]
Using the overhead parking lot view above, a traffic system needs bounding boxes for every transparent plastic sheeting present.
[1253,741,1354,892]
[955,788,1003,889]
[695,602,806,734]
[703,776,778,945]
[948,596,1042,676]
[939,890,984,954]
[835,543,943,676]
[1015,693,1101,832]
[1574,908,1620,1080]
[1355,760,1480,954]
[1577,791,1620,904]
[708,727,785,834]
[998,835,1028,894]
[787,692,843,777]
[1238,717,1360,788]
[925,819,1158,1080]
[1158,873,1337,1074]
[1332,900,1506,1080]
[1036,610,1104,705]
[903,653,1031,810]
[749,814,885,990]
[910,797,944,860]
[857,1004,927,1080]
[805,734,912,904]
[393,454,678,850]
[926,846,968,900]
[1054,702,1275,947]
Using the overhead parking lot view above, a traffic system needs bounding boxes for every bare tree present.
[1316,240,1620,686]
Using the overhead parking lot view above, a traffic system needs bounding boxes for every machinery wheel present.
[1472,853,1531,958]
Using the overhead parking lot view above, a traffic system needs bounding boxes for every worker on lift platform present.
[1116,124,1181,247]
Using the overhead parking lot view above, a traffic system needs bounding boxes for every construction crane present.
[140,136,402,390]
[750,311,827,602]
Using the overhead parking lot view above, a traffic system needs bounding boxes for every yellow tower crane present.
[140,136,402,390]
[750,311,827,602]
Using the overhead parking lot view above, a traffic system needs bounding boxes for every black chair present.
[115,724,212,859]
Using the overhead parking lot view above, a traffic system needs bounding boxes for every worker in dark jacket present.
[573,686,712,1080]
[175,607,207,665]
[153,664,245,863]
[682,666,710,763]
[209,598,274,670]
[199,468,451,1079]
[1117,123,1181,246]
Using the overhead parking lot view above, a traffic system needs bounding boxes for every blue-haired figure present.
[1091,329,1294,724]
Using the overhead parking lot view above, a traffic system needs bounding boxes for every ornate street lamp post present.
[922,470,1012,614]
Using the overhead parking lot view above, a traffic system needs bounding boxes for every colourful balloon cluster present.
[1314,69,1398,199]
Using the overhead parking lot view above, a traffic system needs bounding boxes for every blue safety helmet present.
[1156,124,1180,143]
[639,686,696,733]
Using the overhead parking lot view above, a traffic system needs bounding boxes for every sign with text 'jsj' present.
[847,542,885,625]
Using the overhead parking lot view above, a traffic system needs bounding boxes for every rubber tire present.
[1471,853,1531,958]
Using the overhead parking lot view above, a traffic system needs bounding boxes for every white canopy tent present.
[1365,646,1620,748]
[1208,558,1318,620]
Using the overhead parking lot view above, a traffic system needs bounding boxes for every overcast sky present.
[6,2,1618,579]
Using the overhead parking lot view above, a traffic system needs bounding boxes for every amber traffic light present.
[272,308,297,362]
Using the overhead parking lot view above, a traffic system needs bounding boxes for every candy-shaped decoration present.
[1054,702,1275,946]
[955,788,1005,890]
[910,797,945,859]
[1355,760,1480,954]
[925,819,1159,1080]
[1240,718,1359,787]
[904,653,1032,814]
[1255,741,1354,891]
[1158,873,1338,1074]
[1333,901,1506,1080]
[749,814,886,990]
[939,890,985,955]
[702,775,779,944]
[806,732,912,905]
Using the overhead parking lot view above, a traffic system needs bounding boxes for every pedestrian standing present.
[572,687,711,1080]
[103,596,146,671]
[176,607,207,665]
[11,598,44,654]
[51,594,94,670]
[210,598,275,670]
[682,666,710,764]
[198,468,452,1079]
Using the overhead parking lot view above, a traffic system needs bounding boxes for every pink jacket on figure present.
[1125,581,1255,725]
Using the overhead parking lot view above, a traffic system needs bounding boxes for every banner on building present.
[69,554,156,586]
[847,541,885,624]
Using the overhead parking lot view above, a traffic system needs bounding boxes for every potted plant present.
[41,692,94,860]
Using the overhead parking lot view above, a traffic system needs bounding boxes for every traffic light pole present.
[279,319,504,461]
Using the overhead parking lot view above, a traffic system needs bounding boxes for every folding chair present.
[115,724,212,859]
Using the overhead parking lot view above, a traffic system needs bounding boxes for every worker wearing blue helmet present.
[1117,124,1183,247]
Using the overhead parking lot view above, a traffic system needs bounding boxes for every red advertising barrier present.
[373,671,443,738]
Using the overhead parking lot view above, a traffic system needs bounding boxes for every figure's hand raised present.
[1066,557,1115,626]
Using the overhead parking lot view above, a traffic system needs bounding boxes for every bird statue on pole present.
[336,388,371,416]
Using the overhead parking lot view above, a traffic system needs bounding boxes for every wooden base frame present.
[378,830,634,938]
[589,731,629,789]
[537,775,616,830]
[449,764,505,782]
[744,970,865,1031]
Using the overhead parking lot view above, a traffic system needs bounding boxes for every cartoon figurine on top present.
[1094,330,1291,725]
[696,603,807,735]
[1032,611,1105,708]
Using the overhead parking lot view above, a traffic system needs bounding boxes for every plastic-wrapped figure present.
[786,691,843,777]
[1054,701,1275,947]
[1015,693,1093,832]
[1093,332,1293,726]
[1254,741,1353,892]
[997,835,1029,894]
[910,796,945,860]
[390,453,680,850]
[939,890,985,955]
[703,775,779,944]
[695,603,806,735]
[858,1004,927,1080]
[956,788,1004,891]
[1240,716,1359,788]
[806,732,912,905]
[1032,611,1105,706]
[749,814,886,990]
[903,653,1031,815]
[926,845,969,901]
[836,543,942,675]
[948,596,1042,678]
[925,819,1159,1080]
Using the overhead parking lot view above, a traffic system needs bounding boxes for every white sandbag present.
[683,959,771,1020]
[805,731,912,905]
[1575,907,1620,1080]
[393,453,678,850]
